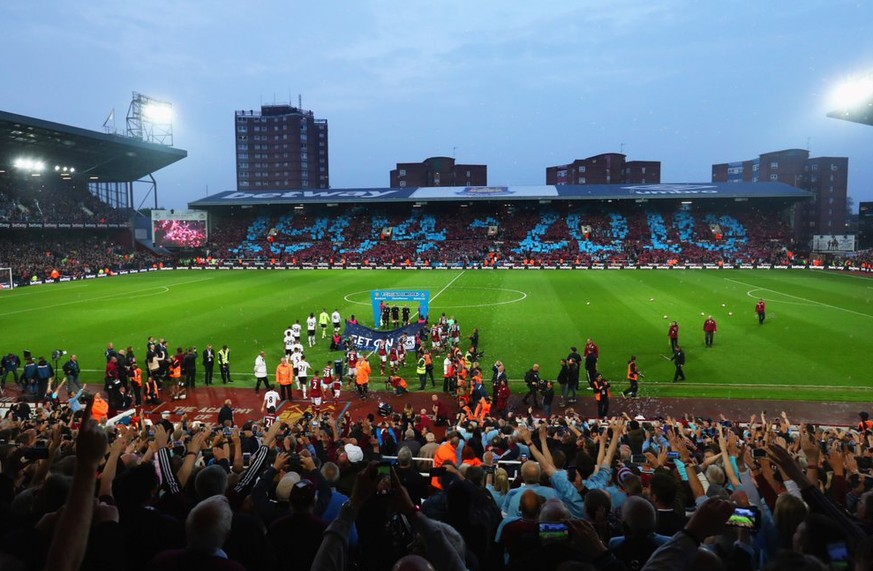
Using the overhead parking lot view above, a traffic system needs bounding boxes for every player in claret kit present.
[388,344,399,374]
[376,339,388,375]
[310,374,324,415]
[330,365,343,402]
[398,335,408,366]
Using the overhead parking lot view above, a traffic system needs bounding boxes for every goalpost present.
[0,268,12,290]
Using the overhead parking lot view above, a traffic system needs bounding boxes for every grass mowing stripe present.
[724,277,873,319]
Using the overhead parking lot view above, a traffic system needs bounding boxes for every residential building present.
[390,156,486,187]
[546,153,660,185]
[235,104,328,190]
[712,149,848,239]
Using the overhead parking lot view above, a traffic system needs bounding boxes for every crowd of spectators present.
[0,179,127,225]
[0,232,160,285]
[3,370,873,570]
[202,203,797,268]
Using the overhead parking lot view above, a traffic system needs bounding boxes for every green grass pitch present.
[2,269,872,402]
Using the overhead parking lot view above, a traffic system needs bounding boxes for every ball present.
[728,311,733,316]
[700,312,705,316]
[721,303,726,307]
[586,301,590,305]
[663,315,668,319]
[650,298,654,302]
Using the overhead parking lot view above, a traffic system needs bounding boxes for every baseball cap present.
[344,443,364,463]
[275,472,301,501]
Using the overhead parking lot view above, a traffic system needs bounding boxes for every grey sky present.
[2,1,872,209]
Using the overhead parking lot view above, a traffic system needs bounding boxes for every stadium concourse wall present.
[10,258,869,289]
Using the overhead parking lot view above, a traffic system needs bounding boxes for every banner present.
[371,289,430,325]
[343,322,420,353]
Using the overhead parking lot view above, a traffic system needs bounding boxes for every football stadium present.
[3,75,873,570]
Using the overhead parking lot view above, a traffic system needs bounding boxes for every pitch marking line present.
[644,381,873,391]
[724,278,873,320]
[429,270,466,303]
[0,276,215,317]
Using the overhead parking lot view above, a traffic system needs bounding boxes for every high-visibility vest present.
[131,368,142,386]
[416,359,427,375]
[276,363,294,385]
[170,364,181,379]
[92,396,109,421]
[218,348,230,365]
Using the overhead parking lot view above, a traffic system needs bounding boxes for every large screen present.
[151,210,208,248]
[811,234,855,253]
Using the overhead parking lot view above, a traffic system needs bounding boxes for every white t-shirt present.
[263,390,280,410]
[297,360,311,378]
[291,323,302,338]
[284,328,293,338]
[444,357,452,376]
[284,334,295,350]
[292,342,304,355]
[307,316,317,331]
[331,311,341,324]
[290,352,303,367]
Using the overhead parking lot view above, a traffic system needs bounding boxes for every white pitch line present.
[644,381,873,390]
[0,276,215,317]
[429,270,466,304]
[724,277,873,320]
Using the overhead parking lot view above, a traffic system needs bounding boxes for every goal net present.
[0,268,11,290]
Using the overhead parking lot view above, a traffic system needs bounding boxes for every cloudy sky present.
[2,1,872,209]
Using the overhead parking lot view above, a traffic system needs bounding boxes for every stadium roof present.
[188,182,812,208]
[0,110,187,182]
[827,106,873,126]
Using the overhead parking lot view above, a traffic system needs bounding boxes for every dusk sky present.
[2,1,872,209]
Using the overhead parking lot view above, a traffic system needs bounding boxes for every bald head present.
[519,489,543,519]
[521,460,542,484]
[540,498,571,523]
[392,555,436,571]
[621,496,657,535]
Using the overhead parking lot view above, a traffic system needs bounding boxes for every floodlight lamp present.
[142,102,173,123]
[831,76,873,110]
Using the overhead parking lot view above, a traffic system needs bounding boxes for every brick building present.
[546,153,660,185]
[712,149,848,239]
[235,104,328,190]
[390,156,486,187]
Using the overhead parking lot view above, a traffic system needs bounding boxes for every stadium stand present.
[2,341,873,570]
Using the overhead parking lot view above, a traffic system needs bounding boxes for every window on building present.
[811,164,819,171]
[642,167,647,174]
[770,174,778,181]
[399,181,406,187]
[579,166,586,173]
[580,177,586,184]
[399,169,406,176]
[770,161,778,169]
[831,164,839,171]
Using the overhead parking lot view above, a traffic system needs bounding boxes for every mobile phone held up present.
[538,522,569,544]
[726,505,760,530]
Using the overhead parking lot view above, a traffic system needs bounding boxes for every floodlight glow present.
[14,158,45,171]
[831,76,873,110]
[142,102,173,123]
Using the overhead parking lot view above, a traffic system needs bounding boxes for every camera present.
[52,349,67,360]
